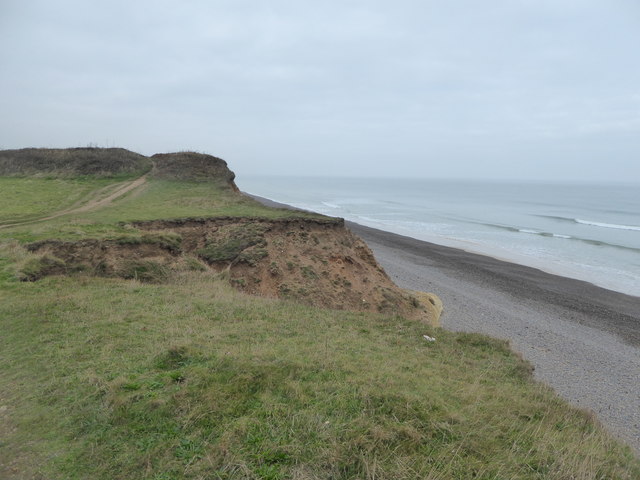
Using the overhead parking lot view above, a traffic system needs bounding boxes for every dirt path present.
[0,174,148,230]
[68,174,147,213]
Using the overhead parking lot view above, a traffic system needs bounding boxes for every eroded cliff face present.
[7,147,440,324]
[26,217,440,324]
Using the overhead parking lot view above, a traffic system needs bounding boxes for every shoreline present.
[250,192,640,454]
[348,221,640,346]
[348,220,639,297]
[240,180,640,298]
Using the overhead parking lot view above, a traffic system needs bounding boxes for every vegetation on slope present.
[0,147,151,178]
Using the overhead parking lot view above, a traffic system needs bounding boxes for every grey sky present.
[1,0,639,182]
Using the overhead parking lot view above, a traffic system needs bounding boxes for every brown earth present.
[26,217,440,324]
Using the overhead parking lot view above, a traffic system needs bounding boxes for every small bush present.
[269,262,280,276]
[184,256,207,272]
[17,254,66,281]
[115,233,182,253]
[197,223,267,264]
[155,346,191,370]
[237,248,268,267]
[301,265,318,279]
[118,260,170,283]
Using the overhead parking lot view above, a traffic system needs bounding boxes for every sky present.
[1,0,639,182]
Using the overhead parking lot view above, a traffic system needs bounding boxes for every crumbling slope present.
[6,147,439,324]
[25,216,440,324]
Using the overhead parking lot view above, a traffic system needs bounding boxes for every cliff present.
[3,147,440,324]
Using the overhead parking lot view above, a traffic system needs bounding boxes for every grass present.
[0,147,151,178]
[197,223,269,264]
[0,269,638,479]
[83,180,304,222]
[0,178,323,243]
[0,177,119,224]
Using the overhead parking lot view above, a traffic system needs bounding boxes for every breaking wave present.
[575,219,640,231]
[321,202,341,209]
[538,215,640,231]
[481,222,640,253]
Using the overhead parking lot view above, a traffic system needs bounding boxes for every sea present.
[237,176,640,298]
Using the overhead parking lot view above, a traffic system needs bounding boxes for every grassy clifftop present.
[0,148,309,239]
[0,148,638,478]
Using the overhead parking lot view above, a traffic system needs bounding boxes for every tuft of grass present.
[114,232,183,253]
[197,223,268,264]
[184,256,208,272]
[301,265,318,279]
[117,260,170,283]
[16,254,66,281]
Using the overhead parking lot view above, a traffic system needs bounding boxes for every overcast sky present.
[1,0,639,182]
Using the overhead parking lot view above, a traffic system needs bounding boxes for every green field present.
[0,177,320,244]
[0,177,117,224]
[1,168,639,479]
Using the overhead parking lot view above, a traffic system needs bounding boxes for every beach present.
[253,194,640,454]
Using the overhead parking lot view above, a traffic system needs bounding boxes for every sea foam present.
[575,219,640,231]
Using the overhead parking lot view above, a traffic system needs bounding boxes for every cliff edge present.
[3,147,440,325]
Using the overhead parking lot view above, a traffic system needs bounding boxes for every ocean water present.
[237,176,640,297]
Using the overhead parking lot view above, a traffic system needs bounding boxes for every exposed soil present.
[26,217,440,324]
